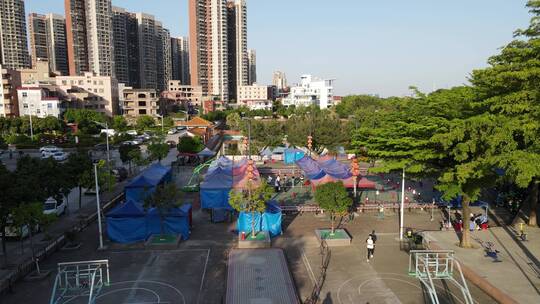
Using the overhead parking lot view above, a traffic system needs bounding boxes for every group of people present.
[267,173,304,192]
[442,209,489,231]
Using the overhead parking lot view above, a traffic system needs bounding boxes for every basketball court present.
[48,249,211,304]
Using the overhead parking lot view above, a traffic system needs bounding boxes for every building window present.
[138,101,147,107]
[23,103,28,108]
[62,80,67,85]
[22,92,27,97]
[48,103,52,109]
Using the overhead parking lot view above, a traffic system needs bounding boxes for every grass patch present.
[148,234,178,244]
[243,232,267,241]
[319,229,349,239]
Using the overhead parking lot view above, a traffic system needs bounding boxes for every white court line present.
[110,248,211,254]
[105,280,186,304]
[196,249,211,304]
[301,249,317,285]
[97,287,160,303]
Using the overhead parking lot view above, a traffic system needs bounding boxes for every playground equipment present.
[182,157,214,192]
[50,260,110,304]
[408,250,473,304]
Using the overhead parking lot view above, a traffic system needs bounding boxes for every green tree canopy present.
[229,182,274,237]
[148,142,170,162]
[177,136,204,153]
[136,115,155,131]
[314,181,352,234]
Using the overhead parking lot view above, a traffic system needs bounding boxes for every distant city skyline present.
[25,0,531,97]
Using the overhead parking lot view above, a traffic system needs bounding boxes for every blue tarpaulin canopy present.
[200,166,233,209]
[284,148,305,164]
[237,201,282,237]
[125,163,172,203]
[106,202,192,243]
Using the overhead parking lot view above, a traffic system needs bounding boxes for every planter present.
[24,269,51,281]
[315,228,352,247]
[145,234,181,249]
[238,231,271,249]
[60,242,82,251]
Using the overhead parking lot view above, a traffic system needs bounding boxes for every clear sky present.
[25,0,531,97]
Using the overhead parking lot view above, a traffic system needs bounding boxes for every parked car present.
[126,130,138,136]
[41,149,62,158]
[43,197,67,216]
[52,151,69,162]
[100,129,117,136]
[167,128,178,135]
[40,145,60,153]
[111,167,128,182]
[176,126,187,131]
[94,143,108,151]
[166,140,177,148]
[121,140,140,146]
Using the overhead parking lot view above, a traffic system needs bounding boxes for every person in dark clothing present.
[369,230,377,255]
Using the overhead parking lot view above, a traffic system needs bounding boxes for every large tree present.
[466,0,540,226]
[314,181,352,234]
[229,182,274,238]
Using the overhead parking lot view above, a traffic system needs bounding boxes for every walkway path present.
[425,227,540,304]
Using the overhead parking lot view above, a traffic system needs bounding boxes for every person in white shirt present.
[366,235,375,262]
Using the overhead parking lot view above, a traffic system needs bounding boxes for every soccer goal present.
[49,259,110,304]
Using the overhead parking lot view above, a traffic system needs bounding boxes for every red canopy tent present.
[358,177,377,189]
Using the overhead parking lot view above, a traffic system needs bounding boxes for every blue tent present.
[237,202,282,237]
[106,200,147,243]
[146,208,190,240]
[106,201,191,244]
[284,148,305,164]
[125,164,172,203]
[200,168,233,209]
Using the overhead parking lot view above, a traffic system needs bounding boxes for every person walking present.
[366,235,375,262]
[275,175,281,192]
[369,230,377,256]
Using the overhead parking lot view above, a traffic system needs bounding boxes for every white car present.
[167,128,178,135]
[126,130,138,136]
[52,151,68,161]
[43,197,67,216]
[41,149,61,158]
[40,145,62,154]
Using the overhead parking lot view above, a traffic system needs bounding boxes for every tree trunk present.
[331,213,335,235]
[528,181,538,227]
[460,195,472,248]
[251,210,256,238]
[1,225,8,267]
[78,186,82,210]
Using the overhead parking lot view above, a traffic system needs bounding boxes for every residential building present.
[189,0,229,101]
[85,0,115,77]
[17,85,64,118]
[46,14,69,75]
[239,99,272,111]
[272,71,287,90]
[65,0,89,75]
[171,37,190,85]
[0,0,31,70]
[202,99,226,114]
[136,13,157,90]
[227,0,247,101]
[55,72,119,116]
[20,59,53,84]
[248,49,256,85]
[112,7,140,87]
[123,88,159,117]
[112,6,130,85]
[29,13,68,75]
[164,80,203,107]
[282,75,335,110]
[155,22,171,92]
[28,13,49,64]
[0,64,21,117]
[237,84,268,103]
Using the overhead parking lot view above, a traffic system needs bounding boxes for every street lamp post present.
[93,162,104,250]
[93,120,111,191]
[242,117,252,159]
[399,167,406,241]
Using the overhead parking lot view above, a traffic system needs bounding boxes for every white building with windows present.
[282,75,334,109]
[17,85,64,118]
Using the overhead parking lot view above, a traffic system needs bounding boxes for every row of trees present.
[351,1,540,247]
[0,152,114,266]
[226,106,350,154]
